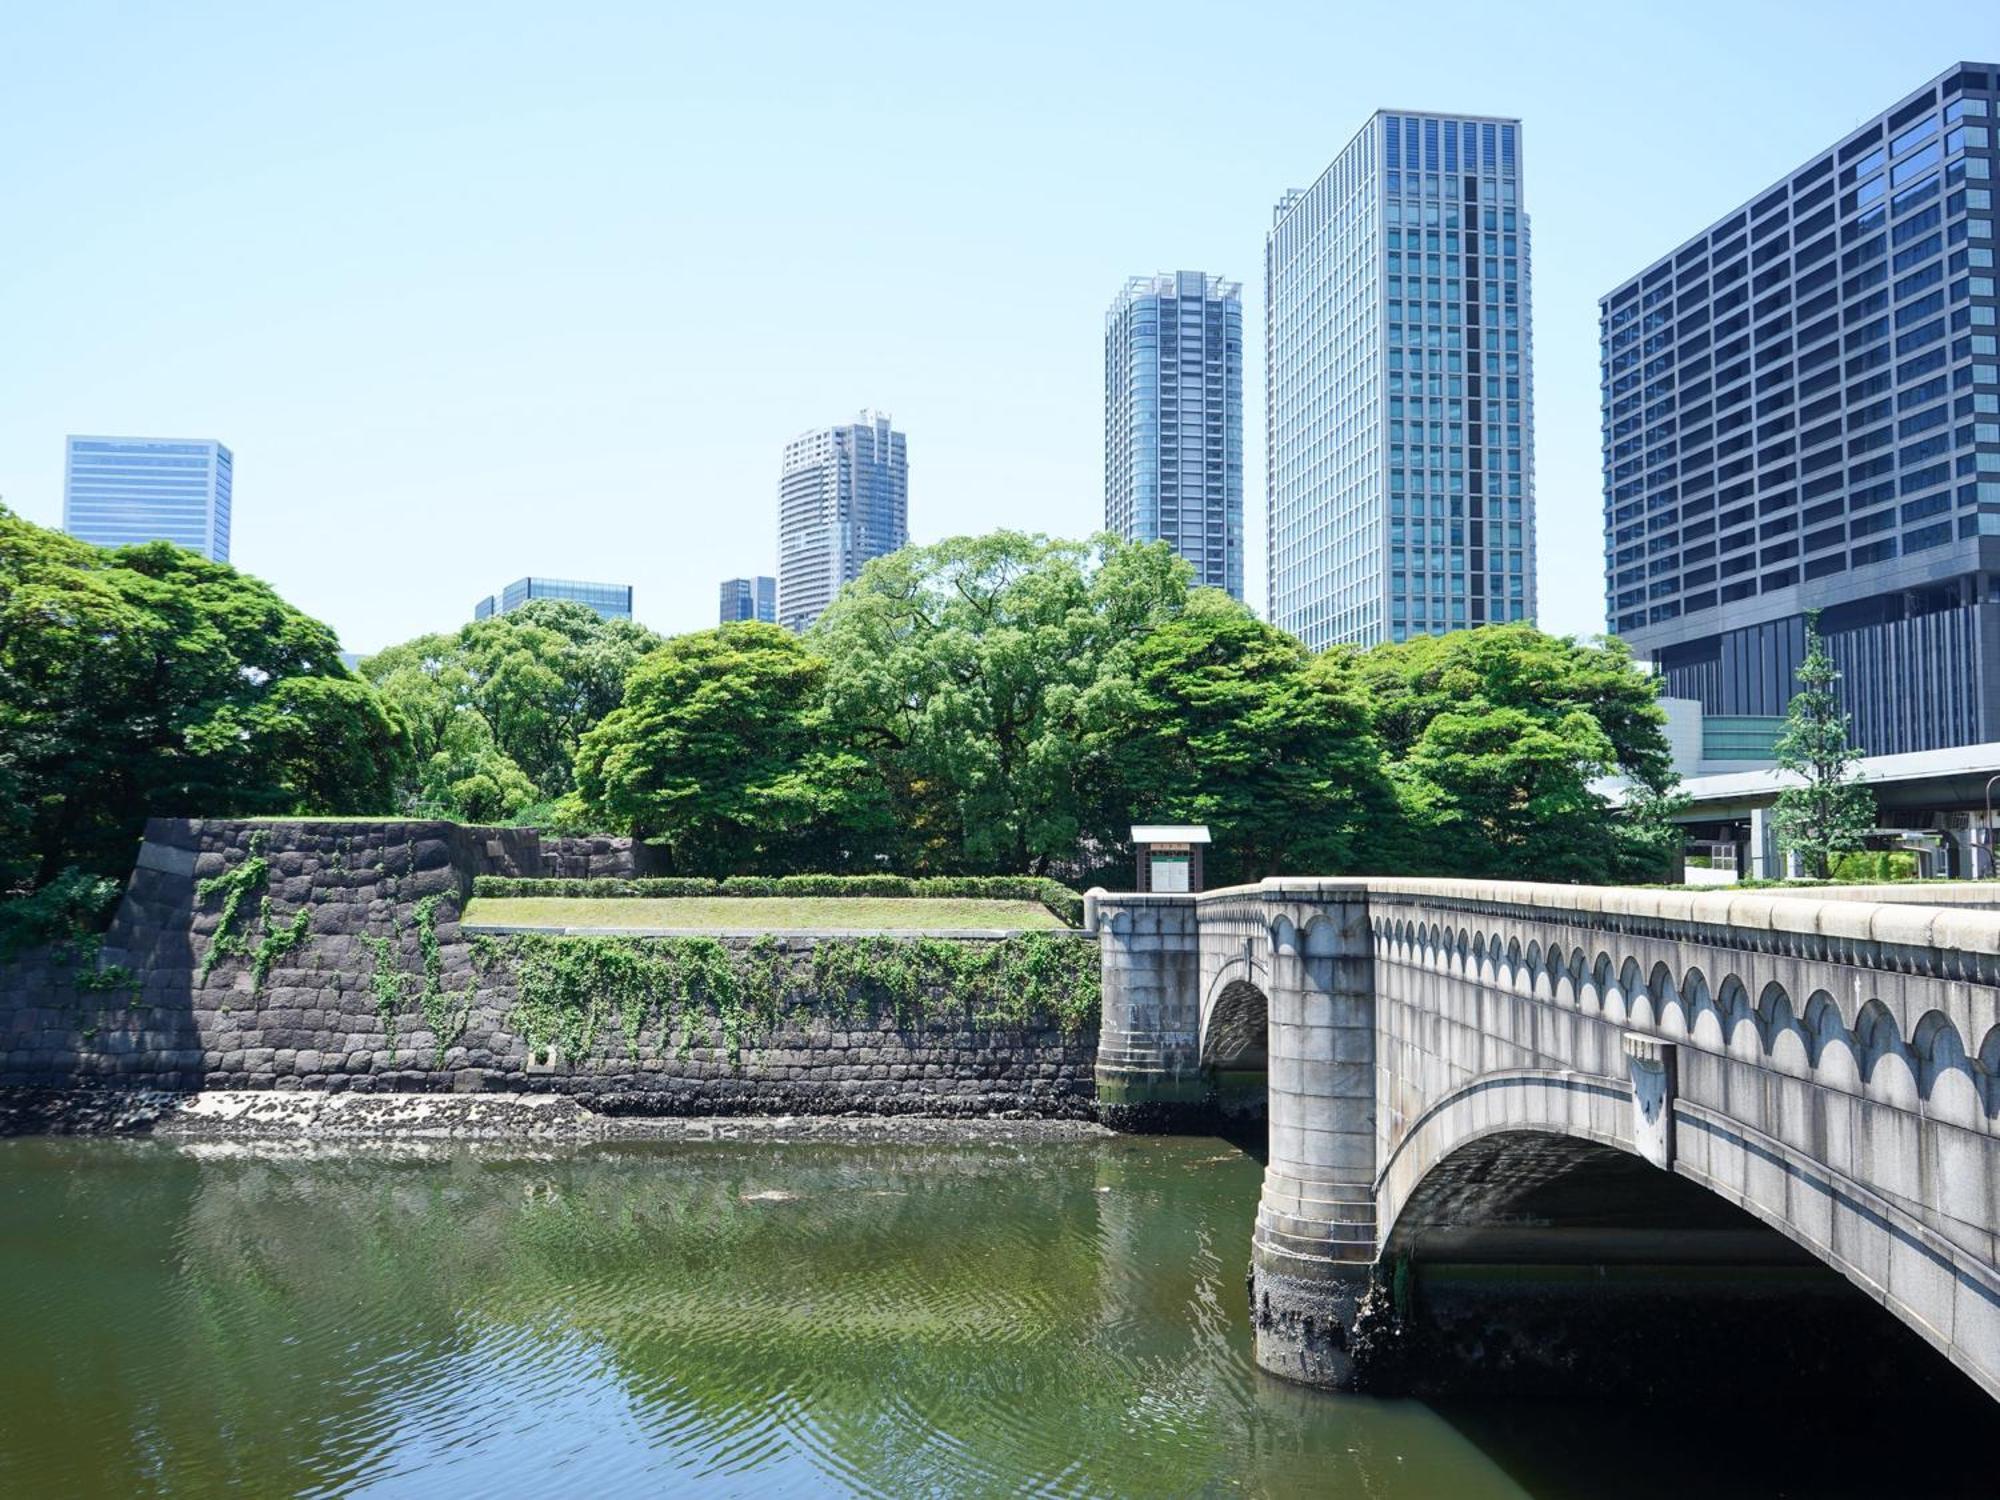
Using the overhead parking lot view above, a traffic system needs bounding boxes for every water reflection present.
[0,1137,1522,1497]
[0,1136,1991,1498]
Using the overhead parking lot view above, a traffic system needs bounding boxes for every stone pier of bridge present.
[1086,878,2000,1401]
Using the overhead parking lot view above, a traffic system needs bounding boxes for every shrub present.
[1827,849,1918,883]
[470,873,1086,926]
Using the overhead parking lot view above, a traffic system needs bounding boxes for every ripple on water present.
[0,1136,1552,1498]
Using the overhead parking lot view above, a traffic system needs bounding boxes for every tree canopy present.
[1083,590,1392,886]
[0,505,401,890]
[360,599,661,823]
[1354,624,1678,882]
[1,500,1680,896]
[810,532,1191,875]
[575,622,851,875]
[575,533,1677,887]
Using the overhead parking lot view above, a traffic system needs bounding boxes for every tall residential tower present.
[1601,62,2000,755]
[777,411,908,632]
[62,435,233,562]
[1266,111,1535,648]
[1104,271,1244,597]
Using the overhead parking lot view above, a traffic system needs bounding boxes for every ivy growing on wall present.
[362,893,473,1065]
[195,832,314,991]
[249,901,312,988]
[195,836,270,981]
[360,934,403,1054]
[477,931,1098,1071]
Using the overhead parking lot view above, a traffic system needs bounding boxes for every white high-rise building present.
[63,435,233,562]
[1266,111,1535,647]
[1104,271,1244,598]
[777,412,908,632]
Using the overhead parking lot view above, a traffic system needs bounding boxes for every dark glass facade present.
[1602,63,2000,754]
[719,575,777,623]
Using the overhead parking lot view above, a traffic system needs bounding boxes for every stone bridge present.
[1088,879,2000,1401]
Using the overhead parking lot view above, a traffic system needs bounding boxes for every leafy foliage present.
[574,623,850,875]
[356,893,471,1063]
[194,834,316,991]
[571,533,1678,887]
[1827,849,1917,882]
[1082,591,1392,887]
[360,599,660,825]
[810,532,1190,875]
[1771,611,1875,880]
[484,931,1098,1069]
[0,506,401,891]
[0,867,124,960]
[1356,624,1680,883]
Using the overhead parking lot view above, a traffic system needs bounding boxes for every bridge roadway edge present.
[1087,877,2000,1401]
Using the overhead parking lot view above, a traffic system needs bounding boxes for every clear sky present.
[2,2,1995,652]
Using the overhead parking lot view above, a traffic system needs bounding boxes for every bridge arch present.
[1375,1075,2000,1399]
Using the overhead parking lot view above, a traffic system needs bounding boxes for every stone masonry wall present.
[0,819,1095,1116]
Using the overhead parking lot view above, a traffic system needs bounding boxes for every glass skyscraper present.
[1602,62,2000,755]
[719,575,777,624]
[777,412,908,632]
[1266,111,1535,648]
[1104,271,1244,598]
[473,577,633,621]
[62,435,233,562]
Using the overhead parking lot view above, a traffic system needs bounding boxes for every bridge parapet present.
[1093,877,2000,1400]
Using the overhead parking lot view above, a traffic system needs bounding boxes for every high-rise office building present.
[1266,112,1536,648]
[719,575,777,624]
[1602,62,2000,755]
[1104,271,1245,598]
[473,577,633,622]
[62,435,233,562]
[777,412,908,632]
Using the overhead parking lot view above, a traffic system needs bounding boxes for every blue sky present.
[2,2,1995,651]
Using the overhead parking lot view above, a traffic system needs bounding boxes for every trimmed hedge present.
[471,873,1087,928]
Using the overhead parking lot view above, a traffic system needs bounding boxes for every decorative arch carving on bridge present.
[1369,909,2000,1120]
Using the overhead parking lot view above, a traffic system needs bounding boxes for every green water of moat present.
[0,1134,1988,1498]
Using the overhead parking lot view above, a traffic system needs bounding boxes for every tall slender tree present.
[1770,611,1874,879]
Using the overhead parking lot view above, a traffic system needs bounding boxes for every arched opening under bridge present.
[1372,1129,1990,1405]
[1202,979,1268,1121]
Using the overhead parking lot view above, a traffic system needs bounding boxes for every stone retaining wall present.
[0,819,1096,1118]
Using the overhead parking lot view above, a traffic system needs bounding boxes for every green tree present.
[0,506,401,890]
[575,623,851,874]
[361,599,660,821]
[1770,610,1874,879]
[1355,624,1673,788]
[1385,705,1627,881]
[811,533,1189,874]
[1084,591,1392,885]
[1356,624,1678,883]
